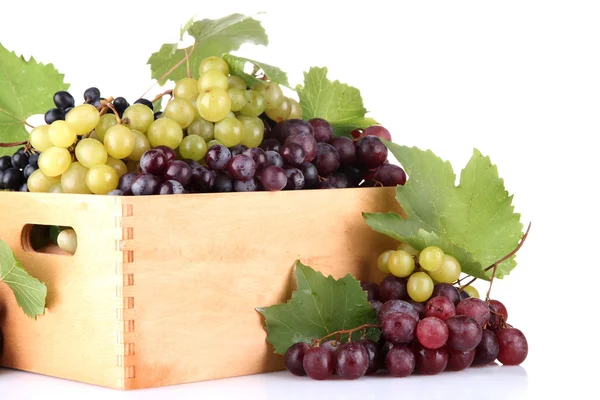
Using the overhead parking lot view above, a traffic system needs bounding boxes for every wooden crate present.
[0,187,401,390]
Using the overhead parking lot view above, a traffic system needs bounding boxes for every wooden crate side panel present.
[0,192,125,389]
[121,187,400,389]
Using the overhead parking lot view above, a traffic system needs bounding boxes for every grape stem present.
[310,324,380,346]
[150,90,174,104]
[138,43,196,99]
[0,140,28,148]
[455,222,532,300]
[98,96,115,117]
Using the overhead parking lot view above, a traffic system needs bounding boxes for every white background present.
[1,0,599,398]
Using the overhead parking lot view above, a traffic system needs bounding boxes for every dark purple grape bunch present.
[44,91,75,124]
[0,147,39,192]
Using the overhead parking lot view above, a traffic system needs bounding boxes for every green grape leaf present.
[153,96,163,113]
[0,240,47,319]
[296,67,379,137]
[363,142,524,280]
[148,13,268,85]
[222,54,291,89]
[256,261,380,355]
[0,42,69,156]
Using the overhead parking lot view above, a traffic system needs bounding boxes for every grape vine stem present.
[311,324,380,346]
[139,43,196,100]
[0,140,28,148]
[151,90,173,104]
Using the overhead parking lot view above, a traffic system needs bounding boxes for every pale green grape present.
[428,255,461,284]
[57,228,77,255]
[106,156,127,177]
[206,139,222,148]
[75,138,108,168]
[288,98,302,119]
[377,250,394,273]
[199,56,230,76]
[86,164,119,194]
[198,69,229,92]
[388,250,415,278]
[239,90,266,117]
[214,117,244,148]
[147,118,184,149]
[65,104,100,135]
[27,169,60,193]
[128,130,151,161]
[38,147,72,177]
[95,114,118,142]
[123,104,154,133]
[265,97,291,123]
[174,77,200,100]
[407,271,434,302]
[196,88,231,122]
[164,98,196,128]
[61,162,92,194]
[89,131,100,141]
[48,120,77,148]
[104,125,135,159]
[179,135,208,161]
[237,116,264,148]
[419,246,445,272]
[397,241,420,257]
[228,88,247,112]
[255,82,284,111]
[29,125,53,152]
[187,118,214,142]
[462,285,480,299]
[49,183,63,193]
[228,75,247,90]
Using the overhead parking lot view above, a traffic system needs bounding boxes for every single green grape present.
[164,98,196,128]
[65,104,100,135]
[388,250,415,278]
[75,138,108,168]
[61,162,92,194]
[228,88,247,112]
[49,183,63,193]
[123,104,154,133]
[419,246,445,272]
[397,241,420,257]
[377,250,394,273]
[179,135,208,161]
[57,228,77,255]
[187,118,214,142]
[265,97,292,123]
[214,117,244,147]
[239,90,266,117]
[128,130,151,161]
[255,82,284,111]
[106,156,127,177]
[95,114,118,142]
[199,56,230,76]
[27,169,60,193]
[287,98,302,119]
[86,164,119,194]
[104,125,135,159]
[428,255,461,284]
[38,147,72,177]
[228,75,247,90]
[407,271,434,302]
[48,120,77,148]
[196,88,231,122]
[174,77,200,100]
[462,285,480,299]
[198,69,229,92]
[29,125,53,152]
[147,118,184,149]
[237,116,264,148]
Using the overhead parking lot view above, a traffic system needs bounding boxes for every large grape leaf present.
[147,13,268,85]
[296,67,378,137]
[0,42,69,156]
[222,54,291,89]
[257,261,380,355]
[363,142,524,280]
[0,240,47,319]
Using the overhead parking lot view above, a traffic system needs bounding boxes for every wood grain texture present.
[0,187,403,390]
